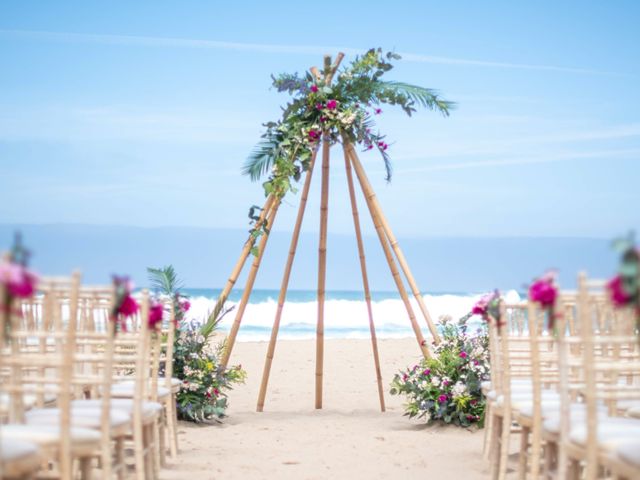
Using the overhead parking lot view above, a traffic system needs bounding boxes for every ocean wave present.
[182,290,521,341]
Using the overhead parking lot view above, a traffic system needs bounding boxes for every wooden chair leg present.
[158,410,167,468]
[490,412,503,479]
[483,400,494,460]
[134,422,146,480]
[518,425,530,480]
[115,436,126,480]
[167,394,179,458]
[498,412,512,480]
[78,457,93,480]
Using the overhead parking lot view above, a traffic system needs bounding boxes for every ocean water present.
[181,288,523,341]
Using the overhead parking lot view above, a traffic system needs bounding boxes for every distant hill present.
[0,224,617,292]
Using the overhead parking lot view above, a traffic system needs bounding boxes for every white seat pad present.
[0,437,39,462]
[627,406,640,419]
[616,439,640,467]
[569,417,640,450]
[72,398,163,419]
[25,407,130,429]
[111,382,171,399]
[1,424,101,448]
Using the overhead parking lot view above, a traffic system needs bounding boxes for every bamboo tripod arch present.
[219,53,441,412]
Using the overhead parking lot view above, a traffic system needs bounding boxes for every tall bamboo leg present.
[316,136,330,409]
[345,143,440,344]
[345,145,431,359]
[343,146,386,411]
[221,201,281,368]
[256,150,319,412]
[217,194,275,303]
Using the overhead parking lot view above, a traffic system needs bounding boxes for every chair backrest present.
[1,272,81,479]
[577,271,640,479]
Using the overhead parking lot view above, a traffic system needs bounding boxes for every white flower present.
[451,381,467,399]
[430,376,440,387]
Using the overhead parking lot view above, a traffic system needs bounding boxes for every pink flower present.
[118,294,139,317]
[402,374,409,381]
[437,395,447,403]
[422,369,430,376]
[459,351,467,359]
[607,275,633,307]
[214,388,220,396]
[374,108,382,114]
[308,129,321,141]
[179,299,191,313]
[316,103,323,110]
[0,261,38,298]
[319,116,327,123]
[310,85,318,93]
[148,301,163,328]
[326,99,337,110]
[529,273,557,307]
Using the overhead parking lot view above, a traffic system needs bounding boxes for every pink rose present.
[437,395,447,403]
[607,275,633,307]
[326,99,337,110]
[148,301,163,328]
[179,299,191,313]
[118,294,139,317]
[529,273,557,307]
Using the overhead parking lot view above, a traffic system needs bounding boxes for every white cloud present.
[0,29,619,76]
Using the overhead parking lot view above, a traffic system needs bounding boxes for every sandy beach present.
[160,338,492,479]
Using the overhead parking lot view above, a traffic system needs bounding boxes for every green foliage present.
[390,315,489,428]
[243,47,454,223]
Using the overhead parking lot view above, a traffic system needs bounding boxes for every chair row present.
[483,272,640,479]
[0,271,182,479]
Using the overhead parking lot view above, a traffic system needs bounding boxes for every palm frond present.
[200,296,235,340]
[147,265,183,296]
[242,139,279,181]
[376,81,455,116]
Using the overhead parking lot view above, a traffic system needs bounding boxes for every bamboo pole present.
[221,200,280,368]
[345,143,440,344]
[256,150,319,412]
[343,146,386,411]
[315,135,330,409]
[216,194,275,304]
[345,143,431,358]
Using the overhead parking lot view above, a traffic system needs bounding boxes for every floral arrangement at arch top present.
[242,48,454,246]
[390,314,489,427]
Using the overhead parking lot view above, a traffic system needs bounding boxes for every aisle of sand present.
[160,338,492,479]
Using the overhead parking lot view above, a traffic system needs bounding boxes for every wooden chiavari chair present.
[23,284,130,479]
[0,273,102,479]
[562,273,640,479]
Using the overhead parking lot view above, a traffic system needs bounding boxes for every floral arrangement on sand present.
[243,48,453,246]
[148,266,246,422]
[390,313,489,427]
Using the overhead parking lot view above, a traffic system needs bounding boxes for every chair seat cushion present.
[72,398,162,420]
[0,392,58,412]
[627,406,640,419]
[111,382,171,399]
[496,390,560,410]
[616,439,640,467]
[0,437,39,462]
[569,417,640,450]
[1,424,100,455]
[25,407,130,430]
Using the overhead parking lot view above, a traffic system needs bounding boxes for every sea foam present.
[181,290,522,341]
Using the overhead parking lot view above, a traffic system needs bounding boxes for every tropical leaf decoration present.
[147,265,183,296]
[243,48,454,201]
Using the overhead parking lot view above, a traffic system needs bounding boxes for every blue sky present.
[1,1,639,238]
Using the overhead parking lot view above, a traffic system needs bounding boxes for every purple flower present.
[374,108,382,114]
[422,369,431,376]
[326,99,337,110]
[179,299,191,313]
[316,103,323,110]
